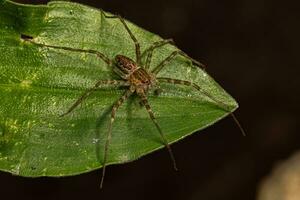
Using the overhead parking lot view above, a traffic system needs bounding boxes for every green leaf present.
[0,1,238,177]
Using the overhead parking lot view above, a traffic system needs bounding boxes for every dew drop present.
[14,141,23,146]
[72,141,79,146]
[0,156,7,161]
[92,138,100,144]
[20,80,32,88]
[187,68,191,73]
[81,149,87,154]
[119,154,129,162]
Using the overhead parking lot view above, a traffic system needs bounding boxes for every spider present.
[24,12,245,188]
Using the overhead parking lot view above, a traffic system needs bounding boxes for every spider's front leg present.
[142,39,174,70]
[102,12,141,65]
[23,38,112,65]
[152,51,205,75]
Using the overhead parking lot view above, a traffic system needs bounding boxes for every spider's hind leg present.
[100,89,134,189]
[137,90,178,171]
[157,77,246,136]
[61,80,128,117]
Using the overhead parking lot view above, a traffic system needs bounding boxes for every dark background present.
[2,0,299,199]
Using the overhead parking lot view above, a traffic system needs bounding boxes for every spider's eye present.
[115,55,122,66]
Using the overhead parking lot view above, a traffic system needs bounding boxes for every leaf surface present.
[0,1,238,176]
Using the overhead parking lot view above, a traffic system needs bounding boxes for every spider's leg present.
[103,13,141,65]
[61,80,129,117]
[142,39,174,70]
[157,77,246,136]
[152,51,205,75]
[23,39,111,65]
[100,89,134,189]
[137,90,178,170]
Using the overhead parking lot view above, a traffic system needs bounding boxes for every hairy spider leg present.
[99,13,179,171]
[23,39,111,65]
[102,13,141,65]
[100,89,134,189]
[137,90,178,171]
[142,39,175,69]
[157,78,246,136]
[152,51,205,75]
[60,80,129,117]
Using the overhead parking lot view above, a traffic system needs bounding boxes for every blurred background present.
[2,0,299,199]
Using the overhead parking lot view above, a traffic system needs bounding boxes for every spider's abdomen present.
[115,55,137,76]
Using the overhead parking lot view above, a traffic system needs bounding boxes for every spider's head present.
[114,55,138,77]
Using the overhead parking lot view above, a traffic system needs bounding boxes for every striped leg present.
[138,90,178,171]
[157,77,246,136]
[152,51,205,75]
[23,39,111,65]
[61,80,129,117]
[100,89,134,189]
[142,39,174,70]
[103,13,141,65]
